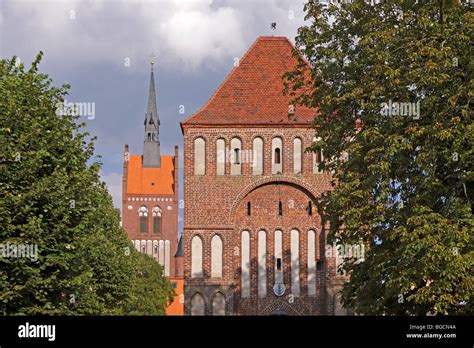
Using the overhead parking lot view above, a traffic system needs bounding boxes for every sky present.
[1,0,310,231]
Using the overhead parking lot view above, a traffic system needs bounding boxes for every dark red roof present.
[181,36,316,127]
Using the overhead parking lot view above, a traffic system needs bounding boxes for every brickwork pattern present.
[122,145,180,277]
[182,126,348,315]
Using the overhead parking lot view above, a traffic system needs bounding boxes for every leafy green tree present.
[0,53,173,315]
[123,252,175,315]
[285,0,473,315]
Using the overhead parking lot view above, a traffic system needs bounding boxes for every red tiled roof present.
[181,36,316,127]
[126,155,175,195]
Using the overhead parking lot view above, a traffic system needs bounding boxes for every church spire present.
[143,56,161,168]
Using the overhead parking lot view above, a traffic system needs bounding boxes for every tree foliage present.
[285,0,473,315]
[0,53,174,315]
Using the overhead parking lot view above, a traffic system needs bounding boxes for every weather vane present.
[271,22,277,31]
[150,52,156,71]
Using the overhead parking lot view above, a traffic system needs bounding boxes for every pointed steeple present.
[143,57,161,168]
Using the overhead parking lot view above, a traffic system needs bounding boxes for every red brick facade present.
[121,66,184,314]
[122,145,184,315]
[181,37,349,315]
[122,145,180,277]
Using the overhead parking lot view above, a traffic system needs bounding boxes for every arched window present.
[313,137,323,174]
[252,137,263,175]
[164,240,170,276]
[152,240,159,261]
[140,240,146,254]
[230,137,242,175]
[191,235,203,278]
[212,292,226,316]
[290,229,300,296]
[293,138,302,174]
[274,230,283,284]
[194,137,206,175]
[241,231,250,298]
[216,138,226,175]
[146,240,153,256]
[234,149,240,164]
[134,240,141,252]
[307,230,316,296]
[258,230,267,298]
[159,240,165,267]
[211,235,223,278]
[152,206,162,234]
[275,148,281,164]
[191,293,205,316]
[139,206,148,234]
[272,137,283,174]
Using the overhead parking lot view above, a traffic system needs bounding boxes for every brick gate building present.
[181,36,349,315]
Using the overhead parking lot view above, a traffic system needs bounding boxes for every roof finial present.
[150,52,156,71]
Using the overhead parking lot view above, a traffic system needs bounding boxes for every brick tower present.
[181,36,349,315]
[122,61,183,314]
